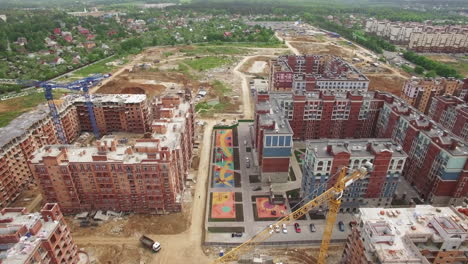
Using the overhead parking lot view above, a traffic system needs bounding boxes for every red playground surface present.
[215,129,233,148]
[256,197,287,218]
[211,192,236,219]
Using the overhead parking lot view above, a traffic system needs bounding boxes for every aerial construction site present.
[0,10,467,264]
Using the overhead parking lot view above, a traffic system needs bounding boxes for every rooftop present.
[306,139,407,159]
[0,94,148,153]
[0,209,58,263]
[358,205,468,264]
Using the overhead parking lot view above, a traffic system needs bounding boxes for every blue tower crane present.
[1,74,111,143]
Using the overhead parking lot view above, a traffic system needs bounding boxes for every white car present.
[282,223,287,234]
[268,224,274,234]
[274,224,280,233]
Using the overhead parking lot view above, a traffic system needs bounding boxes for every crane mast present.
[213,165,371,264]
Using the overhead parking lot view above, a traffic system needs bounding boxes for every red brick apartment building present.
[341,205,467,264]
[269,55,369,93]
[0,203,79,264]
[74,94,151,134]
[28,94,193,214]
[255,91,387,141]
[255,91,468,205]
[0,94,151,210]
[375,96,468,205]
[428,95,468,142]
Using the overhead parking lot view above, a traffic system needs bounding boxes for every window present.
[278,136,285,146]
[266,136,272,146]
[272,136,278,146]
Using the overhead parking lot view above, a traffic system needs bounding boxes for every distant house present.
[223,32,232,38]
[53,57,65,65]
[15,37,27,46]
[83,41,96,50]
[78,26,90,35]
[101,44,110,50]
[76,43,84,49]
[107,30,118,37]
[72,55,81,64]
[86,34,96,40]
[53,28,62,35]
[62,32,73,43]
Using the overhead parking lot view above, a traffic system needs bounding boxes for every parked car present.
[231,232,243,238]
[309,223,316,232]
[268,224,274,234]
[349,221,357,228]
[338,221,345,232]
[282,223,287,234]
[274,224,281,233]
[294,223,301,233]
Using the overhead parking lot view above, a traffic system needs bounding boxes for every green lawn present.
[72,55,123,77]
[199,41,286,48]
[181,46,245,56]
[0,90,73,127]
[183,56,234,71]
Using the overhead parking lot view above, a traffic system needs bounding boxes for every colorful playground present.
[211,192,236,219]
[255,197,288,219]
[213,129,235,188]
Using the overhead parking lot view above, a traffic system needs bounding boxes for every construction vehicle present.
[0,74,110,143]
[213,162,373,264]
[140,235,161,252]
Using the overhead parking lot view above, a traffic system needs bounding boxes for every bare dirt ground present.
[286,35,409,96]
[9,186,44,212]
[239,55,273,77]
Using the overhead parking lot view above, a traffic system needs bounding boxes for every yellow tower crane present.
[212,163,373,264]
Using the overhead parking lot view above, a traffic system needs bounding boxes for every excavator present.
[213,162,373,264]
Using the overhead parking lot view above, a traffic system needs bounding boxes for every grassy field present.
[0,90,73,127]
[72,55,126,77]
[426,55,468,77]
[181,46,245,56]
[183,56,234,71]
[199,41,287,48]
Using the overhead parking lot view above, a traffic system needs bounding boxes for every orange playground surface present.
[256,197,287,218]
[211,192,236,219]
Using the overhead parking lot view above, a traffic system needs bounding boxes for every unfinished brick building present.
[0,203,79,263]
[28,94,194,214]
[269,55,369,93]
[74,94,151,134]
[401,77,463,114]
[0,94,152,210]
[341,205,467,264]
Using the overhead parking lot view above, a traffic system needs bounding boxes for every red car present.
[294,223,301,233]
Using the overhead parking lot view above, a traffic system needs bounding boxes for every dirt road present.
[234,56,255,119]
[275,32,300,55]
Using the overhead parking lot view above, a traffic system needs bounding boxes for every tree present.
[414,66,424,75]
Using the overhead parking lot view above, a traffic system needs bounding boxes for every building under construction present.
[341,205,468,264]
[28,93,194,214]
[0,203,79,263]
[0,93,182,212]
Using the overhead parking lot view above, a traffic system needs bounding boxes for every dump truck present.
[140,235,161,252]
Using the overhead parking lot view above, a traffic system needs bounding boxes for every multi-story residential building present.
[0,203,79,264]
[0,93,180,211]
[269,55,369,93]
[428,95,468,141]
[0,97,79,210]
[255,91,387,141]
[28,94,193,214]
[302,139,407,212]
[341,205,468,264]
[254,93,294,183]
[74,94,151,134]
[255,89,467,205]
[375,97,468,206]
[401,77,463,114]
[365,19,468,53]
